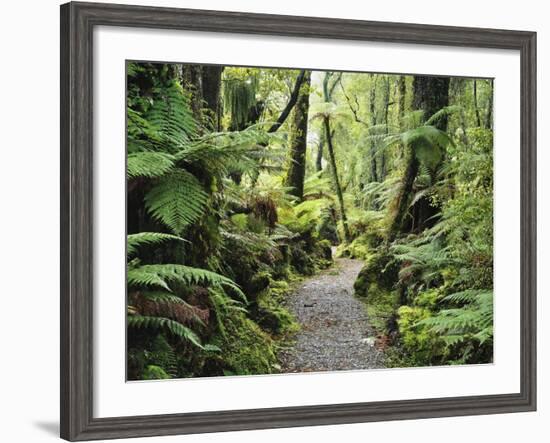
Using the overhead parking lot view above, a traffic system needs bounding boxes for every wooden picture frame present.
[60,1,537,440]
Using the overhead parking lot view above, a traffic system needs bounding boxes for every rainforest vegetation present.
[126,61,494,380]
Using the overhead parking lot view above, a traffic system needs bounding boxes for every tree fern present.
[144,170,209,234]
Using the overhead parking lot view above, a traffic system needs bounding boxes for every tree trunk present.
[268,70,306,133]
[473,80,482,127]
[387,147,419,240]
[284,71,311,200]
[412,76,450,131]
[324,116,351,243]
[398,75,407,129]
[316,137,324,172]
[321,72,350,243]
[379,77,391,180]
[369,75,378,183]
[181,64,204,122]
[485,79,494,130]
[388,75,449,241]
[201,65,224,131]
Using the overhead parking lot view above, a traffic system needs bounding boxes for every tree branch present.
[268,70,306,133]
[338,77,369,128]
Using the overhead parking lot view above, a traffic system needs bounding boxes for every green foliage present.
[420,290,493,347]
[144,171,209,235]
[146,81,198,146]
[127,152,175,179]
[127,232,185,257]
[127,263,245,300]
[223,71,260,129]
[126,61,494,378]
[128,315,204,348]
[396,305,443,364]
[142,365,171,380]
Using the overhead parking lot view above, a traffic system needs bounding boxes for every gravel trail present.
[279,254,385,373]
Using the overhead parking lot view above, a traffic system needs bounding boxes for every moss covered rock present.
[354,251,399,298]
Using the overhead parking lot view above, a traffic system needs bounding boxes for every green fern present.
[146,82,197,149]
[127,263,246,301]
[424,105,462,127]
[128,315,203,348]
[127,152,175,179]
[127,232,186,257]
[418,290,493,345]
[144,170,209,234]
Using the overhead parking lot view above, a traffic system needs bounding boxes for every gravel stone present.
[279,256,385,373]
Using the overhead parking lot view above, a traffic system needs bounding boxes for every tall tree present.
[379,76,391,180]
[369,75,378,183]
[268,70,307,133]
[412,76,450,131]
[388,75,449,240]
[201,65,224,130]
[398,75,407,129]
[485,79,494,130]
[322,72,351,243]
[473,80,482,127]
[284,71,311,200]
[181,64,204,122]
[315,137,325,172]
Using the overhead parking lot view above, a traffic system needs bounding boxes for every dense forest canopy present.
[126,61,494,380]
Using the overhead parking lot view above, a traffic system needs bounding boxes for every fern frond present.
[128,315,203,348]
[146,82,197,148]
[134,291,209,326]
[127,232,186,257]
[127,264,246,301]
[127,151,175,179]
[144,170,209,234]
[424,105,462,126]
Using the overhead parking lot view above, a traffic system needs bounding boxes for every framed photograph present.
[60,1,536,440]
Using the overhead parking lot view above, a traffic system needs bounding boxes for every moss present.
[394,305,445,366]
[352,251,401,333]
[256,288,300,335]
[341,232,383,260]
[209,311,278,376]
[290,240,316,275]
[364,288,400,333]
[316,239,333,261]
[353,251,399,298]
[142,365,171,380]
[245,271,271,298]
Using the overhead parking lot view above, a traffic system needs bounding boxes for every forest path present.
[279,251,385,372]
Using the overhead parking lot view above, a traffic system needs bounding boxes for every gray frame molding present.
[60,2,537,441]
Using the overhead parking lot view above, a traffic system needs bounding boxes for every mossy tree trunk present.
[388,75,449,241]
[485,79,494,130]
[316,137,324,172]
[201,65,224,131]
[181,64,204,122]
[398,75,407,129]
[379,76,391,180]
[412,76,450,131]
[322,72,351,244]
[323,116,351,244]
[473,79,482,127]
[369,75,378,183]
[284,71,311,200]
